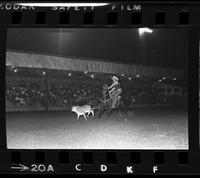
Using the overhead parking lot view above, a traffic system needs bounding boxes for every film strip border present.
[0,1,200,175]
[0,2,199,26]
[0,151,199,174]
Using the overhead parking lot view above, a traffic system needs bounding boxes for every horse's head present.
[103,83,108,90]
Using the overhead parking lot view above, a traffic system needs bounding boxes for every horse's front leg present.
[97,106,102,118]
[97,103,104,118]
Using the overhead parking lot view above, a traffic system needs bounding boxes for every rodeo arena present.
[6,50,188,149]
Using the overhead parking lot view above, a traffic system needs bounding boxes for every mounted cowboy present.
[108,76,122,109]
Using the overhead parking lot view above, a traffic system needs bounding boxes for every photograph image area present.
[6,28,188,149]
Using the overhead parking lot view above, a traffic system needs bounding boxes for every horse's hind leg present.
[107,108,113,118]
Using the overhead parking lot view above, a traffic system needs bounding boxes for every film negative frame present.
[0,1,200,174]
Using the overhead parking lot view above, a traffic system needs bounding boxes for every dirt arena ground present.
[6,106,188,150]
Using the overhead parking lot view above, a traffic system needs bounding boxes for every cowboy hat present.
[111,76,118,81]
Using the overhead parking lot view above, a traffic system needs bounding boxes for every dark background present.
[7,28,188,69]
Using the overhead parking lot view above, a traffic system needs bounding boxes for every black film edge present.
[0,1,200,175]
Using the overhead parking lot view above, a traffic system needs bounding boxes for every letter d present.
[100,164,107,172]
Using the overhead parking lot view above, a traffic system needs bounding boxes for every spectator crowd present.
[6,77,187,111]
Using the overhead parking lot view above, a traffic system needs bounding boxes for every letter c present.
[75,164,82,171]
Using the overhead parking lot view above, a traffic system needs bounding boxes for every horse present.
[96,86,124,119]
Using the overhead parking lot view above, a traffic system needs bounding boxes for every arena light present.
[17,3,109,7]
[139,27,153,36]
